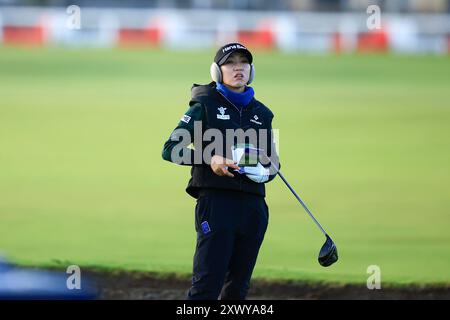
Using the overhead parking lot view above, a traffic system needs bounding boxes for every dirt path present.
[84,270,450,300]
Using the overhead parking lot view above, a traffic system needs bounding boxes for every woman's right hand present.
[210,155,240,178]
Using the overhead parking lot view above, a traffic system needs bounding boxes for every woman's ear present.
[210,62,222,83]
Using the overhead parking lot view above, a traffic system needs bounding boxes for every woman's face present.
[220,52,251,92]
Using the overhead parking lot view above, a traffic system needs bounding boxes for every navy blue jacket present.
[162,82,280,199]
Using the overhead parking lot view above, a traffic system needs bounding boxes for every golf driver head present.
[318,235,338,267]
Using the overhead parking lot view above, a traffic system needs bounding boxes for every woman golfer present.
[162,43,280,300]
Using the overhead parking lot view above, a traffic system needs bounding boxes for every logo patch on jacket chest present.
[250,114,262,125]
[217,107,230,120]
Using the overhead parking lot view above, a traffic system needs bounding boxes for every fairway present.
[0,47,449,285]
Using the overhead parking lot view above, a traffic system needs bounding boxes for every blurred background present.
[0,0,449,293]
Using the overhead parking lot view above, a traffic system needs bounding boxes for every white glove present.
[241,162,270,183]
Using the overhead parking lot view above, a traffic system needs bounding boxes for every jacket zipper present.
[217,91,243,191]
[217,91,242,118]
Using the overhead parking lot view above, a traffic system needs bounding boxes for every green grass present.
[1,47,449,285]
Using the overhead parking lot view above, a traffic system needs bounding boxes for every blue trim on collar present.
[216,82,255,108]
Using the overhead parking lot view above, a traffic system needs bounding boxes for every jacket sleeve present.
[162,102,204,166]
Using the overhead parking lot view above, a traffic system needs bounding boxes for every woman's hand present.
[210,155,240,178]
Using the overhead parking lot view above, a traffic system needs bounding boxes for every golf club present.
[239,147,338,267]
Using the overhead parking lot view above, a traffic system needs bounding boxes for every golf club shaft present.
[259,151,328,236]
[275,169,328,236]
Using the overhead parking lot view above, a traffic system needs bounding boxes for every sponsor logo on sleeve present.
[181,114,191,123]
